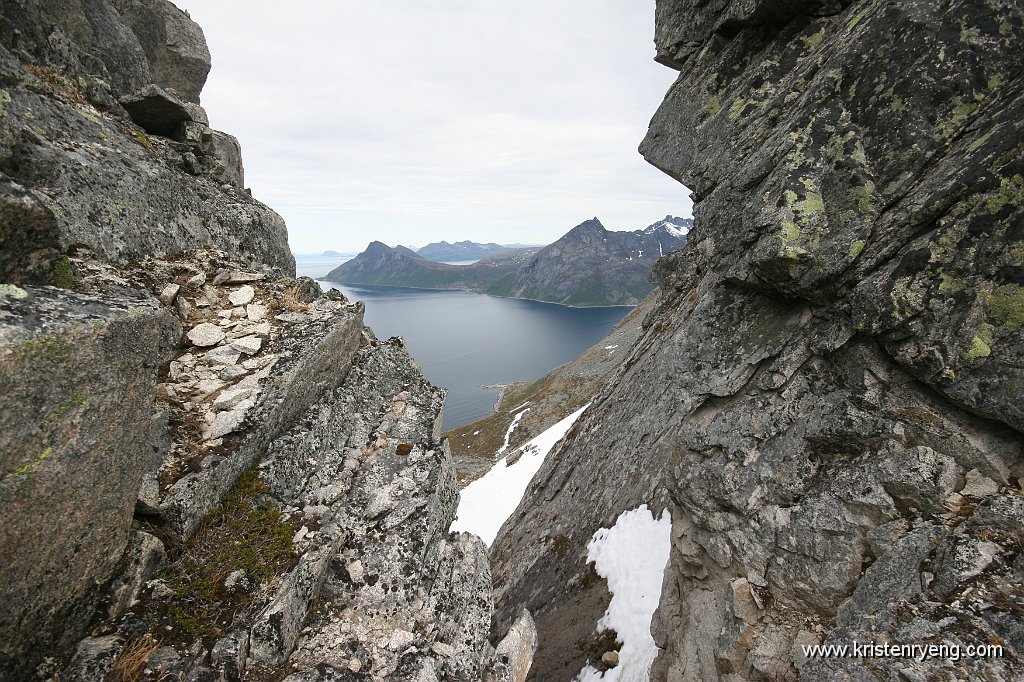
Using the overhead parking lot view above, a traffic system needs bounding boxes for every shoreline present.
[316,279,638,310]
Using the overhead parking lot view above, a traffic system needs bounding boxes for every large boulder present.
[0,284,179,679]
[111,0,211,103]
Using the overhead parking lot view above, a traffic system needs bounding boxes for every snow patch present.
[451,405,589,546]
[604,345,619,350]
[498,408,529,454]
[575,505,672,682]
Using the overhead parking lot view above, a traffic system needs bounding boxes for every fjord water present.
[296,256,631,430]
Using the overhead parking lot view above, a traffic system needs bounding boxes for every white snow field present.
[450,404,589,546]
[575,504,673,682]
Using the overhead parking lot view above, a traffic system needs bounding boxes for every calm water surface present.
[295,255,631,430]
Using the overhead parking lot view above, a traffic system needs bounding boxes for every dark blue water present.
[293,255,631,430]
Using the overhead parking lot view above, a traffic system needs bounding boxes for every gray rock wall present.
[0,285,179,679]
[492,1,1023,680]
[0,0,294,281]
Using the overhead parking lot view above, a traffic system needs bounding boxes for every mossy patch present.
[984,174,1024,214]
[966,323,994,359]
[15,447,52,475]
[849,240,866,259]
[987,284,1024,331]
[801,31,824,50]
[160,468,295,637]
[704,93,721,116]
[17,333,71,365]
[52,256,75,289]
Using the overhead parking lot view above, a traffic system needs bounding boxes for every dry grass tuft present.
[278,285,310,312]
[108,634,160,682]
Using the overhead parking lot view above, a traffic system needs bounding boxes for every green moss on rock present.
[51,256,74,289]
[987,284,1024,331]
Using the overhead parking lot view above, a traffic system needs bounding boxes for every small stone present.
[204,407,248,439]
[195,296,210,307]
[212,387,253,411]
[962,469,999,498]
[246,303,268,321]
[158,283,180,306]
[231,335,262,355]
[230,306,247,319]
[601,651,619,667]
[187,323,225,347]
[185,272,206,290]
[205,346,241,366]
[275,311,310,324]
[212,268,231,285]
[388,629,416,651]
[348,659,362,673]
[228,285,255,306]
[396,443,413,456]
[174,295,192,321]
[347,560,365,584]
[219,365,248,380]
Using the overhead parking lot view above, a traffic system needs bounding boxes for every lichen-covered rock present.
[111,0,212,104]
[491,1,1024,680]
[0,286,178,679]
[0,0,295,280]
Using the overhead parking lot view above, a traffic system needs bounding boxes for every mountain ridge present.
[326,216,691,306]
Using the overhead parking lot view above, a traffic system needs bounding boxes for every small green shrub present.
[51,256,74,289]
[162,468,295,636]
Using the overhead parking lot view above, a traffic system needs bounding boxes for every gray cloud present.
[173,0,691,252]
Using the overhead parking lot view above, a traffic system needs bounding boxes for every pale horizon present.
[172,1,693,253]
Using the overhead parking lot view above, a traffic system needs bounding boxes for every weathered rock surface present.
[0,0,294,281]
[111,0,211,104]
[242,340,498,680]
[491,1,1023,680]
[0,285,178,679]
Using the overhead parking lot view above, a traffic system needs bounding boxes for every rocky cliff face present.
[0,0,293,284]
[492,1,1023,680]
[0,2,520,679]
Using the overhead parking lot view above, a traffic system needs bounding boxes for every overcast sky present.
[172,1,691,254]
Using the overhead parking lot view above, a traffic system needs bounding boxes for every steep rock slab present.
[492,1,1023,680]
[244,340,497,679]
[0,285,178,679]
[159,295,365,539]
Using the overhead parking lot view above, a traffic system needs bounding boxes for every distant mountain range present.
[324,216,691,306]
[417,240,507,261]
